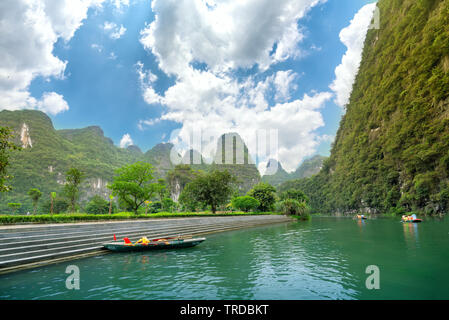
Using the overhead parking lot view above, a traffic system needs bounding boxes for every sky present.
[0,0,377,173]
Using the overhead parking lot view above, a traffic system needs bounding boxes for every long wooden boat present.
[103,236,206,252]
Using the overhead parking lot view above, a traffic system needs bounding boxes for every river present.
[1,216,448,300]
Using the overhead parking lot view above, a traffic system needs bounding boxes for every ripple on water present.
[2,217,449,299]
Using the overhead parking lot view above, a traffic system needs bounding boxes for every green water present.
[1,217,448,300]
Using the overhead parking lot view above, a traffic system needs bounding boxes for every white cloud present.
[119,133,133,148]
[36,92,69,115]
[137,118,161,130]
[140,0,326,76]
[102,21,126,39]
[111,0,129,11]
[138,0,332,173]
[0,0,109,114]
[91,43,103,52]
[135,61,163,105]
[329,3,377,108]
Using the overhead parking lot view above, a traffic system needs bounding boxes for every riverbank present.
[0,211,281,225]
[0,214,292,274]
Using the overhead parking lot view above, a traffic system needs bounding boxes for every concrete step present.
[0,220,271,257]
[0,215,285,240]
[0,215,292,269]
[0,217,286,249]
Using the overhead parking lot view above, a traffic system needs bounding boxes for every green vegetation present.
[86,195,116,214]
[247,182,277,212]
[279,0,449,216]
[180,169,237,213]
[277,199,308,217]
[27,188,42,214]
[0,126,20,193]
[231,196,260,212]
[7,203,21,215]
[0,211,280,224]
[0,111,262,214]
[108,162,159,214]
[262,155,327,186]
[275,187,311,220]
[63,168,84,212]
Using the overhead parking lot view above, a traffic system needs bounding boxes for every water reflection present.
[403,222,419,248]
[2,217,448,300]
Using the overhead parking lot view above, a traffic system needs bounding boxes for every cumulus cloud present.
[140,0,326,75]
[102,21,127,39]
[36,92,69,115]
[0,0,108,114]
[135,61,163,105]
[119,133,133,148]
[138,0,333,173]
[329,3,377,108]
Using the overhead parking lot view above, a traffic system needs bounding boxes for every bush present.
[7,203,21,215]
[0,211,279,224]
[277,199,309,219]
[85,195,116,215]
[147,201,162,213]
[161,198,176,212]
[247,182,276,212]
[41,198,70,214]
[279,189,309,203]
[231,196,260,212]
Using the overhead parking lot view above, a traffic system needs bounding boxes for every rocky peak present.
[20,123,32,148]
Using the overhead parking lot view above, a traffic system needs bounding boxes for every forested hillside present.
[0,111,261,213]
[291,0,449,215]
[262,155,326,186]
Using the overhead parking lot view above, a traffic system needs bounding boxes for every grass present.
[0,211,282,225]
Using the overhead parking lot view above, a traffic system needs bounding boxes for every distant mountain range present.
[0,110,325,213]
[261,155,327,186]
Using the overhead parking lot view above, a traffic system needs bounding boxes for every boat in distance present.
[103,236,206,252]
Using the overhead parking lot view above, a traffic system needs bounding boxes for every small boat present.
[401,214,422,223]
[103,235,206,252]
[356,214,367,220]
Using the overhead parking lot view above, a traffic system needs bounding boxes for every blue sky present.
[2,0,377,172]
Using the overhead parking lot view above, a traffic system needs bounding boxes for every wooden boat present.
[103,236,206,252]
[356,214,367,220]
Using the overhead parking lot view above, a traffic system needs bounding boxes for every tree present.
[247,182,276,212]
[155,178,167,201]
[278,199,309,219]
[179,186,202,212]
[231,196,259,212]
[86,195,115,214]
[27,188,42,214]
[182,169,236,213]
[279,188,309,204]
[108,194,114,214]
[0,127,21,193]
[43,195,69,214]
[50,192,56,215]
[64,168,85,212]
[161,197,176,212]
[107,162,158,214]
[7,203,21,215]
